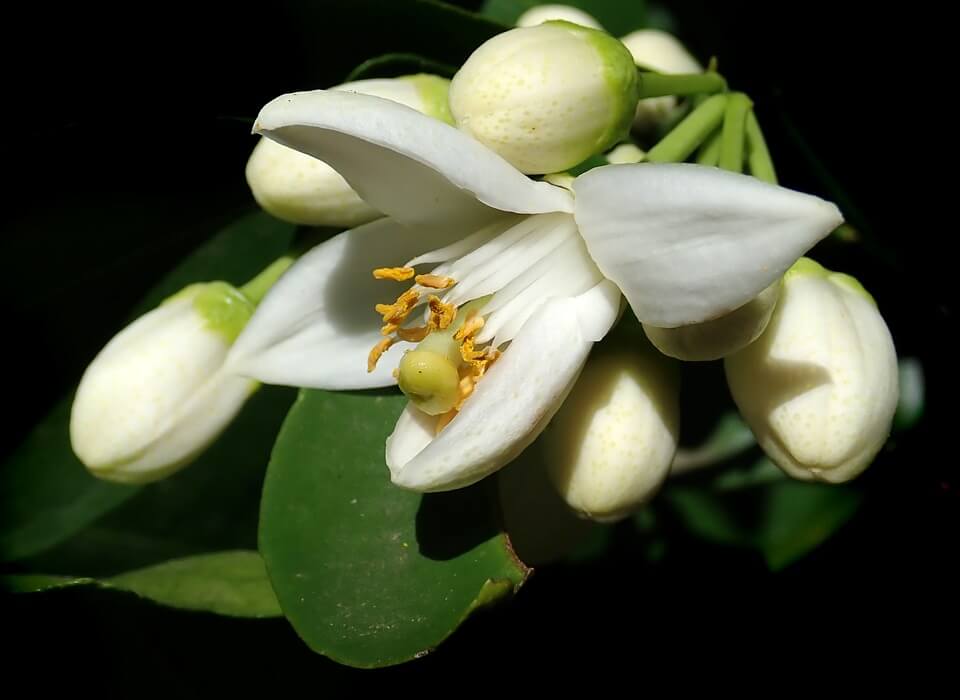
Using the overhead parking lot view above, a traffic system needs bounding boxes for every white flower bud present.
[619,29,702,131]
[70,282,258,484]
[245,74,453,226]
[449,21,639,174]
[725,258,898,483]
[643,280,780,361]
[516,4,602,29]
[543,349,679,522]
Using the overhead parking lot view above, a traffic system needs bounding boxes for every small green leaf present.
[2,551,281,618]
[757,482,862,571]
[345,53,459,81]
[671,412,756,474]
[260,389,529,668]
[0,211,296,563]
[667,458,862,569]
[894,357,924,431]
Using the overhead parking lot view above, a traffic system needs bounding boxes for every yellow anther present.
[454,314,484,342]
[459,337,486,364]
[376,289,420,324]
[456,375,475,409]
[397,325,431,343]
[427,295,456,330]
[367,337,395,373]
[372,266,415,281]
[415,273,456,289]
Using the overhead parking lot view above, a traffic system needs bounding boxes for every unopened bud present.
[70,282,258,484]
[246,75,453,226]
[450,21,639,174]
[725,258,898,483]
[643,280,780,361]
[543,349,679,522]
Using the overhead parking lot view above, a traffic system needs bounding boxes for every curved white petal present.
[254,90,572,229]
[387,280,619,492]
[226,218,458,390]
[573,163,843,327]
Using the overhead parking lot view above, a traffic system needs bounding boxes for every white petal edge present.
[225,218,459,390]
[386,279,620,492]
[254,90,573,229]
[573,163,843,327]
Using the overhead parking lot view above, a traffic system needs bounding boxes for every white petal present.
[226,218,457,390]
[387,280,619,492]
[573,163,843,327]
[254,90,572,229]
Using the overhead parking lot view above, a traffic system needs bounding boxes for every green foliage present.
[260,389,529,668]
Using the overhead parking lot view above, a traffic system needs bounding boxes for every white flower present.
[725,258,898,483]
[71,282,258,484]
[224,89,842,492]
[245,75,453,227]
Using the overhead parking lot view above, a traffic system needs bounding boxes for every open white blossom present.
[223,90,842,492]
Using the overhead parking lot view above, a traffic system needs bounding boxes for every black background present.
[2,0,952,688]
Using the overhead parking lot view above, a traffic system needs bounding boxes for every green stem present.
[240,256,295,305]
[745,111,778,184]
[636,71,728,99]
[646,94,728,163]
[718,92,751,173]
[696,128,722,166]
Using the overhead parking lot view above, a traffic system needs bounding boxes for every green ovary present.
[397,350,461,415]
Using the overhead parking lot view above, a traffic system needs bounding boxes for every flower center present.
[368,212,603,431]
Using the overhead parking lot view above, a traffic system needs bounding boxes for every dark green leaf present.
[0,211,296,563]
[21,386,294,577]
[667,460,863,570]
[345,53,459,81]
[260,389,529,668]
[3,551,280,618]
[894,357,924,431]
[671,412,756,474]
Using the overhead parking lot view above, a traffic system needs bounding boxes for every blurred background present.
[1,0,951,687]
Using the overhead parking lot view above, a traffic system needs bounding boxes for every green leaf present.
[260,389,530,668]
[0,211,296,563]
[345,53,459,81]
[666,460,863,570]
[894,356,924,431]
[480,0,650,36]
[757,482,862,571]
[2,551,281,618]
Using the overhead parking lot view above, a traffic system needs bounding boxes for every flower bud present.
[725,258,898,483]
[643,280,780,361]
[619,29,702,132]
[543,349,679,522]
[449,21,640,174]
[245,74,454,226]
[70,282,259,484]
[516,4,602,29]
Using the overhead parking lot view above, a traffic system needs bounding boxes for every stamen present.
[415,273,456,289]
[396,325,431,343]
[454,314,484,341]
[367,337,395,373]
[372,266,415,281]
[456,375,475,409]
[427,295,456,330]
[376,289,420,326]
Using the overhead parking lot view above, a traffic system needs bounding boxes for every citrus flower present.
[223,89,842,492]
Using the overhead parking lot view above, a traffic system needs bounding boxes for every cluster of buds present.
[70,4,898,542]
